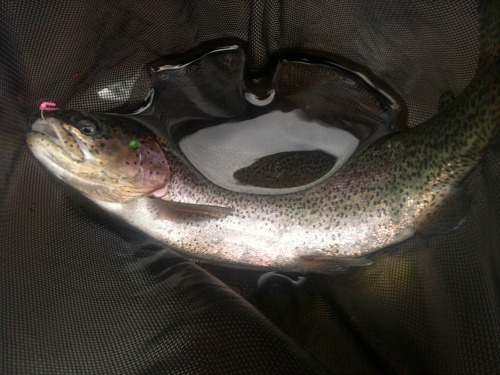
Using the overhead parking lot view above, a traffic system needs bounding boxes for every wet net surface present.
[1,1,499,374]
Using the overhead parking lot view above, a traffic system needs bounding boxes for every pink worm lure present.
[39,101,60,119]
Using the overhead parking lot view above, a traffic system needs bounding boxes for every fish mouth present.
[29,117,87,161]
[31,118,60,143]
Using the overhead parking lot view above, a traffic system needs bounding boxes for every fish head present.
[26,110,170,202]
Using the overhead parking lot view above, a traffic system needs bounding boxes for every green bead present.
[129,140,139,149]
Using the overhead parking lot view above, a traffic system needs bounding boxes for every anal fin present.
[300,255,373,273]
[415,187,471,235]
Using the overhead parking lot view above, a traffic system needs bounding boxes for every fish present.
[26,2,499,272]
[233,150,337,189]
[26,59,499,272]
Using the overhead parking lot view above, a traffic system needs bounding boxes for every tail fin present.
[478,0,500,67]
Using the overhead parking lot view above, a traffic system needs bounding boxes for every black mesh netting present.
[1,1,499,374]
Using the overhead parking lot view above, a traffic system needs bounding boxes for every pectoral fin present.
[300,255,373,273]
[151,198,234,220]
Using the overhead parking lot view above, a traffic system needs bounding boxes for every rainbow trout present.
[26,4,499,272]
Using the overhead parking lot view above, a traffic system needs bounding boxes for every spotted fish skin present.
[26,63,499,271]
[139,63,496,269]
[233,150,337,188]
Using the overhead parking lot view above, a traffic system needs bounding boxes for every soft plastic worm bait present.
[39,101,60,119]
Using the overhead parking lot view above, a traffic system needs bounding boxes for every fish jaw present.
[30,117,86,161]
[27,117,96,183]
[27,129,125,201]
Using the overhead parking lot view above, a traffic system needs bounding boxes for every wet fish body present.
[26,1,500,271]
[26,61,499,272]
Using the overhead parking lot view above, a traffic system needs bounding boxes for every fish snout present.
[30,117,86,161]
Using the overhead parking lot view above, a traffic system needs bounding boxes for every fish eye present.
[76,120,97,135]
